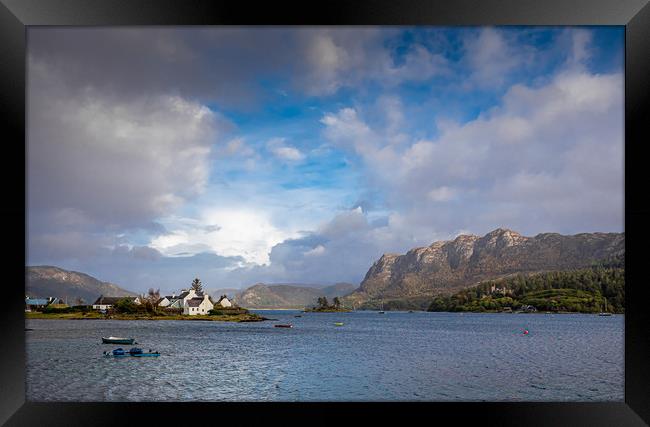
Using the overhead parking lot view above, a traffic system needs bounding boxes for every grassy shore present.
[25,311,268,322]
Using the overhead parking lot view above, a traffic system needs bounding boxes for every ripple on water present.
[25,313,624,402]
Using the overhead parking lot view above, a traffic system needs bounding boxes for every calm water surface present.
[26,311,623,401]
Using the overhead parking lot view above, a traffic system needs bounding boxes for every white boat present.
[102,336,135,344]
[599,299,612,316]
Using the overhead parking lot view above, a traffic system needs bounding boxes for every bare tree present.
[148,287,161,301]
[143,288,161,312]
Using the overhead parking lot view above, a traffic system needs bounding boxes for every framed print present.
[1,0,649,425]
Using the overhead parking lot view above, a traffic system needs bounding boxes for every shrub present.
[114,298,138,314]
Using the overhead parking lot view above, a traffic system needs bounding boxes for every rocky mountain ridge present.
[347,228,624,305]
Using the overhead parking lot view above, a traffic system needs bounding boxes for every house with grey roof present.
[183,294,214,315]
[25,296,65,311]
[154,287,218,315]
[215,295,233,308]
[92,295,141,310]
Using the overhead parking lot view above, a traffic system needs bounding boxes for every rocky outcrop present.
[349,228,624,303]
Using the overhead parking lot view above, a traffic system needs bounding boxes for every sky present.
[26,26,624,294]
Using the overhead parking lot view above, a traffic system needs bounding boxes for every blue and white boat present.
[103,347,160,357]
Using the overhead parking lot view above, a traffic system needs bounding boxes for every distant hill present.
[346,228,624,309]
[235,282,356,309]
[205,288,241,300]
[26,266,138,305]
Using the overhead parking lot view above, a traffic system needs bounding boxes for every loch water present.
[26,311,624,401]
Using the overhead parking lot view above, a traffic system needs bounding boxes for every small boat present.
[294,315,302,318]
[128,347,161,357]
[102,336,135,344]
[334,322,344,326]
[103,347,160,357]
[274,324,293,328]
[599,300,613,316]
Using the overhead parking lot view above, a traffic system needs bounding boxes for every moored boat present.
[102,336,135,344]
[103,347,160,357]
[599,300,613,316]
[274,324,293,328]
[334,322,344,326]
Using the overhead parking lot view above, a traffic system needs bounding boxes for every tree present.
[317,296,329,308]
[143,288,161,313]
[333,297,341,309]
[191,278,203,292]
[147,288,160,302]
[114,298,137,314]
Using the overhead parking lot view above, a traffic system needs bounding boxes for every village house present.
[156,288,228,315]
[183,294,214,315]
[25,296,63,311]
[156,294,178,308]
[215,295,232,308]
[154,286,242,315]
[92,295,141,310]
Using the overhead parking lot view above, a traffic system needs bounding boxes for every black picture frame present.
[1,0,648,425]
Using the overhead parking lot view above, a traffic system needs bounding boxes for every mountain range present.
[25,228,624,310]
[26,266,138,304]
[345,228,624,308]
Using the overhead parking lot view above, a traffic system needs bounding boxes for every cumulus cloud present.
[295,28,448,95]
[428,186,456,202]
[266,138,305,162]
[26,49,234,271]
[151,208,299,265]
[320,69,623,237]
[28,60,226,228]
[463,27,528,89]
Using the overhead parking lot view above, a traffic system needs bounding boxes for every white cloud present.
[304,244,326,257]
[568,28,593,69]
[266,137,305,162]
[151,208,299,265]
[320,68,623,237]
[464,27,527,89]
[297,29,447,95]
[28,59,226,229]
[428,186,456,202]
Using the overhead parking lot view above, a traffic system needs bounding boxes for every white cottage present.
[92,295,141,310]
[156,293,179,308]
[183,294,214,315]
[215,295,233,308]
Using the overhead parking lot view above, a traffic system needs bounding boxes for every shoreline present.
[25,312,268,322]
